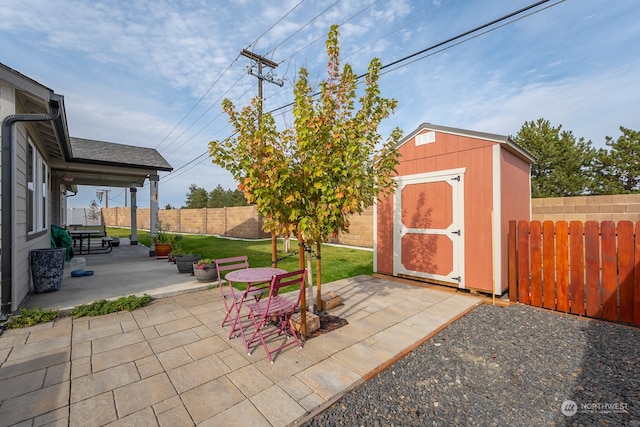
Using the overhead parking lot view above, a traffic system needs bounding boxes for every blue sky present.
[1,0,639,209]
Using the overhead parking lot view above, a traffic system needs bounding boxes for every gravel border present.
[303,303,640,427]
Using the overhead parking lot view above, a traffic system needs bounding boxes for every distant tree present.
[87,200,101,223]
[165,203,173,210]
[592,126,640,194]
[514,119,596,197]
[184,184,209,208]
[208,184,249,208]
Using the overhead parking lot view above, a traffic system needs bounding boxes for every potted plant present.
[168,234,184,262]
[193,258,217,283]
[153,221,173,259]
[175,253,201,274]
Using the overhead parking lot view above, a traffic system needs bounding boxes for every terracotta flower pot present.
[154,243,172,259]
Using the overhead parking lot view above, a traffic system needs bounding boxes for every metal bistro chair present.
[216,256,249,331]
[215,256,267,340]
[244,269,307,363]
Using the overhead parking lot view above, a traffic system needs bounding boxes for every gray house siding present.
[1,62,172,314]
[16,119,53,303]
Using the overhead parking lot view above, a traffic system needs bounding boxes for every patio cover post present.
[149,174,159,257]
[129,187,138,245]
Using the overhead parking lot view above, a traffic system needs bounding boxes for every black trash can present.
[30,248,66,293]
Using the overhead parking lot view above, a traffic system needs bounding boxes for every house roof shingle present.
[70,137,172,171]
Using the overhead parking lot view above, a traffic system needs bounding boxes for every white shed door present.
[393,169,465,288]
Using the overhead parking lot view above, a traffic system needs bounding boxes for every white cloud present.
[3,0,640,209]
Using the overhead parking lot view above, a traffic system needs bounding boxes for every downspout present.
[1,99,62,319]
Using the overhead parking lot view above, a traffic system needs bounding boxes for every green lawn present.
[107,227,373,284]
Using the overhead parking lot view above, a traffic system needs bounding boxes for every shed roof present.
[399,122,536,164]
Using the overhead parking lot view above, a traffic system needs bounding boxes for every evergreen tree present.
[596,126,640,194]
[208,185,249,208]
[514,119,596,197]
[184,184,209,208]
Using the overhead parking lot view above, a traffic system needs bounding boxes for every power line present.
[154,55,242,152]
[275,0,381,67]
[154,0,329,159]
[249,0,306,53]
[162,0,564,186]
[160,73,251,160]
[168,0,381,152]
[341,0,455,62]
[381,0,560,73]
[266,0,562,115]
[380,1,565,77]
[155,1,308,153]
[265,0,340,57]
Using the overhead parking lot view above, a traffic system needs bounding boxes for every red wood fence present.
[509,220,640,327]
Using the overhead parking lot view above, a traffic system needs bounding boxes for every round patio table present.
[224,267,287,285]
[223,267,288,343]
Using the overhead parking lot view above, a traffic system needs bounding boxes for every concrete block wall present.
[205,208,225,235]
[532,194,640,223]
[101,205,374,247]
[104,195,640,247]
[102,205,270,240]
[329,207,374,247]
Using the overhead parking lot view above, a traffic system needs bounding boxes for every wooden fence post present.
[517,221,530,304]
[618,221,634,323]
[542,221,555,310]
[601,221,617,321]
[509,221,517,302]
[569,221,585,315]
[556,221,569,313]
[585,221,601,318]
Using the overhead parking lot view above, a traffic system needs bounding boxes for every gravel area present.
[304,304,640,427]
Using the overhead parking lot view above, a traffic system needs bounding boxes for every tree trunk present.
[297,228,307,339]
[271,231,277,267]
[316,242,322,312]
[306,251,314,312]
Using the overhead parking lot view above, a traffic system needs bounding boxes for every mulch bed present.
[306,314,349,339]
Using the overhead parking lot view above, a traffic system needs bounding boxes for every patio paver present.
[0,274,483,426]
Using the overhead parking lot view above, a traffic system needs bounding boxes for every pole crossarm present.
[241,49,284,87]
[241,49,278,69]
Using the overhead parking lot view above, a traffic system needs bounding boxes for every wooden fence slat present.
[509,221,517,303]
[530,221,543,307]
[556,221,569,312]
[635,222,640,326]
[601,221,618,321]
[518,221,531,304]
[543,221,556,310]
[569,221,585,316]
[512,219,640,326]
[618,221,635,323]
[585,221,601,318]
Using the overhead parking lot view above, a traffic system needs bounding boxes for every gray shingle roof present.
[70,137,172,171]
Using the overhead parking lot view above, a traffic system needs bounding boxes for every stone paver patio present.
[0,275,482,426]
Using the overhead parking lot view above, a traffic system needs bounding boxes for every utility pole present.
[240,48,283,266]
[240,49,310,336]
[240,49,283,117]
[97,189,111,208]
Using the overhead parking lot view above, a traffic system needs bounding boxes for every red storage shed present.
[375,123,535,295]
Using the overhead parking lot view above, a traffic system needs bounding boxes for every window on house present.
[27,137,48,234]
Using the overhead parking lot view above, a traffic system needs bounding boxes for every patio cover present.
[50,137,172,188]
